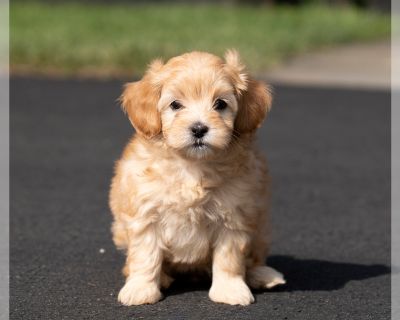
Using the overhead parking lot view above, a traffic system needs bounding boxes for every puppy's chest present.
[150,164,223,211]
[140,162,257,263]
[153,168,232,263]
[147,162,254,222]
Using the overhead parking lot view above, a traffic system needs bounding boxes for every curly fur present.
[109,50,285,306]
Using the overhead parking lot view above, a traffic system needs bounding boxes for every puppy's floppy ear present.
[235,79,272,134]
[120,59,164,139]
[224,50,272,134]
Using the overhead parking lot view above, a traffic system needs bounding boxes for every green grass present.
[11,2,390,76]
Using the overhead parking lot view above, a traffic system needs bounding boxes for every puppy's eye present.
[214,99,228,111]
[170,101,183,111]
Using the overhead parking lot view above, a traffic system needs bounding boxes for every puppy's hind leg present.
[111,219,129,251]
[246,265,286,289]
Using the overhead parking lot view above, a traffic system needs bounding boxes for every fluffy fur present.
[109,50,285,306]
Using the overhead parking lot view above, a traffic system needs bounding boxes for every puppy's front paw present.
[118,278,162,306]
[247,266,286,289]
[209,276,254,306]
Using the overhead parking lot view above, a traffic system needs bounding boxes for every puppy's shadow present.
[166,273,211,297]
[267,255,390,292]
[166,255,390,295]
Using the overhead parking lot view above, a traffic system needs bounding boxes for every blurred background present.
[11,0,390,80]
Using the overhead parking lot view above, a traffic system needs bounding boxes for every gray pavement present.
[265,41,391,90]
[10,76,390,319]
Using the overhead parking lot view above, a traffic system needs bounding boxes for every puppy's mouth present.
[192,140,209,149]
[181,139,220,159]
[192,140,207,148]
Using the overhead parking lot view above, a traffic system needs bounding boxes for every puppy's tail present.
[246,265,286,289]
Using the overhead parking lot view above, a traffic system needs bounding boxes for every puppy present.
[109,50,285,306]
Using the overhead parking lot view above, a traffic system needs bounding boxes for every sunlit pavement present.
[265,41,390,90]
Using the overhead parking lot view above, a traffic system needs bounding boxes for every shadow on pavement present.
[163,255,390,296]
[267,255,390,292]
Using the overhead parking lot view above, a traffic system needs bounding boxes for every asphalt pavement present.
[10,76,390,320]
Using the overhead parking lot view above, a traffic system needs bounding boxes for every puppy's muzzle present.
[190,122,209,139]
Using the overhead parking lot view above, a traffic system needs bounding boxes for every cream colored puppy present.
[109,50,285,306]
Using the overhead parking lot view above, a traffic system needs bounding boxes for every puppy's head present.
[121,50,272,159]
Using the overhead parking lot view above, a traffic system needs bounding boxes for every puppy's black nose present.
[191,122,209,139]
